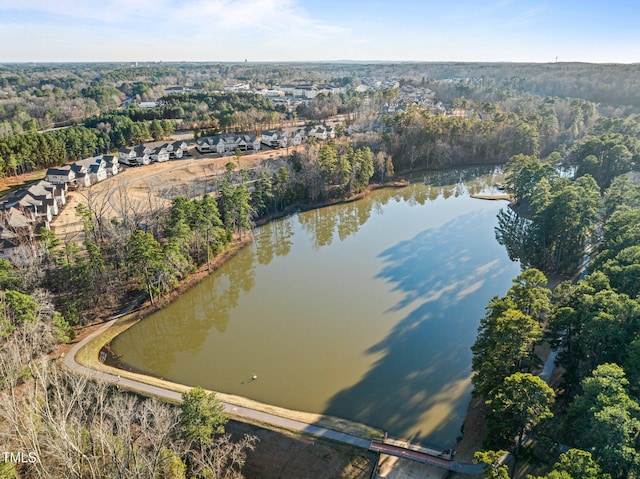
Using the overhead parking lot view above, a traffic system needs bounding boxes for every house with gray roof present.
[119,145,152,166]
[151,146,170,163]
[45,166,76,185]
[196,134,261,154]
[171,140,189,158]
[261,130,288,148]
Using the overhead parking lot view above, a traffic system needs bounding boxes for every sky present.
[0,0,639,63]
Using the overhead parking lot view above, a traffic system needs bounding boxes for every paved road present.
[62,317,370,450]
[63,318,488,474]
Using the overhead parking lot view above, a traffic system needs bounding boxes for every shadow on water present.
[111,166,517,448]
[322,208,519,448]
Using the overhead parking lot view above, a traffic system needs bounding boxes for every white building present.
[196,134,261,154]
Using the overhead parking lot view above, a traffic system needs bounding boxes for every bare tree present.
[79,181,114,244]
[0,351,257,479]
[187,434,257,479]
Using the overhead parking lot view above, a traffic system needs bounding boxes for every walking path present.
[63,316,487,474]
[540,349,559,383]
[63,317,370,450]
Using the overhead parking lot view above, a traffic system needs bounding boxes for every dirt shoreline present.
[55,168,487,471]
[64,183,422,444]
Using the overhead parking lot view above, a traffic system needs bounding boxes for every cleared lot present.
[50,147,292,241]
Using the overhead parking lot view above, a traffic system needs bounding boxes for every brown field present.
[228,420,376,479]
[49,147,293,242]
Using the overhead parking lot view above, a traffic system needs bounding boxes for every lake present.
[111,166,521,448]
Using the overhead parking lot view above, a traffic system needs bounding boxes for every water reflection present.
[112,291,218,378]
[214,247,257,332]
[323,209,518,447]
[112,246,258,373]
[296,166,504,249]
[112,166,518,447]
[495,207,531,264]
[254,220,294,266]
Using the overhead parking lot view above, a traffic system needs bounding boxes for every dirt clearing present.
[226,420,376,479]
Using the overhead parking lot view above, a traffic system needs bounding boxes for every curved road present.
[62,317,369,449]
[62,315,485,474]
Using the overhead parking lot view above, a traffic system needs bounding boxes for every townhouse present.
[196,134,261,154]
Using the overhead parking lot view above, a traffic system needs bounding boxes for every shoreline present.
[64,182,419,444]
[60,172,505,461]
[252,180,410,227]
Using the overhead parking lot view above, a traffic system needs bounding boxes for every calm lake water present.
[111,167,521,448]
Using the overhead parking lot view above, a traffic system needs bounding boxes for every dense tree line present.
[386,106,538,171]
[497,153,601,274]
[289,140,376,202]
[0,127,107,176]
[100,66,181,83]
[85,113,174,148]
[544,180,640,477]
[385,95,598,173]
[80,84,123,111]
[471,269,553,452]
[0,114,178,178]
[567,116,640,189]
[470,109,640,477]
[475,165,640,477]
[403,62,640,110]
[471,267,640,477]
[295,90,365,120]
[156,91,285,133]
[41,186,244,321]
[498,117,640,274]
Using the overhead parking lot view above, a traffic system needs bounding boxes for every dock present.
[470,193,510,201]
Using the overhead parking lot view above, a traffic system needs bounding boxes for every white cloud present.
[0,0,171,23]
[0,0,346,35]
[2,0,635,62]
[0,0,352,61]
[504,5,548,28]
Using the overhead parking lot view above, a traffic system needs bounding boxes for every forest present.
[1,61,639,178]
[2,62,640,477]
[472,115,640,478]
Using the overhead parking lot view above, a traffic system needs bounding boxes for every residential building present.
[103,155,120,176]
[261,130,288,148]
[45,166,76,185]
[224,83,250,92]
[151,146,170,163]
[196,134,261,154]
[119,145,152,166]
[289,129,305,146]
[171,140,189,158]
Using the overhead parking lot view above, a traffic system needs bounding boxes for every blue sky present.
[1,0,639,63]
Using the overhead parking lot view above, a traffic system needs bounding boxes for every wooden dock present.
[470,193,510,201]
